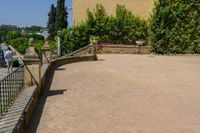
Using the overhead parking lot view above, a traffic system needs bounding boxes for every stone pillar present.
[42,40,52,65]
[23,38,41,87]
[136,40,145,54]
[57,30,61,57]
[91,39,98,60]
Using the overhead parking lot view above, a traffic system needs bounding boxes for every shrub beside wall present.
[7,34,45,54]
[148,0,200,54]
[62,4,147,54]
[63,1,200,55]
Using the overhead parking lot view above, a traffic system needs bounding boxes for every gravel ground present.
[26,54,200,133]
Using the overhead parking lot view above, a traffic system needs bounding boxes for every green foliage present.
[7,31,21,40]
[107,5,147,44]
[90,36,99,41]
[48,4,57,38]
[56,0,68,30]
[86,4,108,38]
[35,40,45,53]
[24,26,43,33]
[0,24,48,54]
[48,39,57,54]
[62,4,147,54]
[1,61,6,67]
[13,59,20,67]
[26,33,44,40]
[149,0,200,54]
[7,34,45,54]
[8,37,28,54]
[47,0,68,39]
[85,4,147,44]
[62,22,90,54]
[0,25,19,42]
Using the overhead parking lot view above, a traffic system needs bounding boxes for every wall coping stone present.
[0,86,38,133]
[52,54,95,68]
[23,59,41,64]
[97,44,150,48]
[0,54,96,133]
[67,45,92,56]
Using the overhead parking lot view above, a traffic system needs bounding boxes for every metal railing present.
[0,65,24,117]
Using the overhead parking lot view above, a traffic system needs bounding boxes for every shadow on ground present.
[25,67,67,133]
[97,58,105,61]
[55,67,66,71]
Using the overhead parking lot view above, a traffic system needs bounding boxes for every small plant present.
[1,61,6,67]
[13,59,20,67]
[90,36,99,42]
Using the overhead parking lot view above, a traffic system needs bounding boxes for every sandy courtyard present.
[26,54,200,133]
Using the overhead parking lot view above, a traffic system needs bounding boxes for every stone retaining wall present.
[68,45,93,56]
[67,44,151,56]
[52,54,95,68]
[97,45,151,54]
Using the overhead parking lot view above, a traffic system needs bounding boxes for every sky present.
[0,0,72,27]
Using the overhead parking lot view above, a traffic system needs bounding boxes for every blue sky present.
[0,0,72,27]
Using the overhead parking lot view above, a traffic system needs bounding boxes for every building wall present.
[72,0,154,25]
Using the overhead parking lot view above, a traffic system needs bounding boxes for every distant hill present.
[0,24,18,29]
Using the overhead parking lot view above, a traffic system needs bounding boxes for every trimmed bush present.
[62,4,147,54]
[149,0,200,54]
[8,37,29,54]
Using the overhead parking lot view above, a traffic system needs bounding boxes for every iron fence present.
[0,65,24,117]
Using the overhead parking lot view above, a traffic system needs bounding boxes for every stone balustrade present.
[0,39,151,133]
[0,38,97,133]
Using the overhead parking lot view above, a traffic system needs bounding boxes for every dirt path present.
[26,54,200,133]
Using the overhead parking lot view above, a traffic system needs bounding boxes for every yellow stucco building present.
[72,0,154,25]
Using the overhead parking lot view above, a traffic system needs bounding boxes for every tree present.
[47,4,57,38]
[0,25,19,42]
[28,26,43,33]
[62,4,147,54]
[149,0,200,54]
[8,37,28,54]
[85,4,147,44]
[56,0,68,30]
[7,31,21,39]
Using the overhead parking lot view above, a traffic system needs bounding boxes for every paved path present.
[0,68,8,80]
[0,68,18,80]
[26,54,200,133]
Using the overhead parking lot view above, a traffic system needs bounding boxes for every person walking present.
[4,47,14,73]
[0,49,5,68]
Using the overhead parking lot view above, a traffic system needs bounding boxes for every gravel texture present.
[26,54,200,133]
